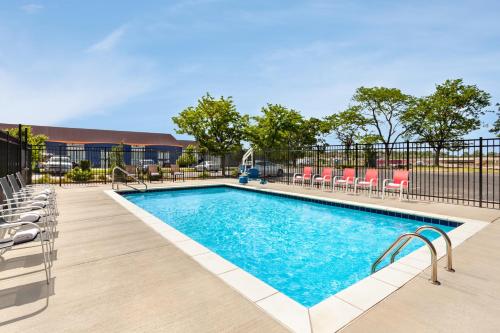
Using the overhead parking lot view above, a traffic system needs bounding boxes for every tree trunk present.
[221,154,226,177]
[434,147,442,167]
[345,145,351,166]
[384,143,391,168]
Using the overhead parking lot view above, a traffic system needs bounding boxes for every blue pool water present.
[123,186,454,307]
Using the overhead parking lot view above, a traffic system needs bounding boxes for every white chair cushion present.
[13,228,39,244]
[30,201,47,209]
[19,212,41,223]
[33,194,48,201]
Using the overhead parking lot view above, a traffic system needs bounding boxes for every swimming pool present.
[123,186,456,307]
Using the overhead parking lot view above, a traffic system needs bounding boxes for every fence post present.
[355,143,359,177]
[479,137,483,207]
[406,140,410,170]
[104,148,108,184]
[24,127,28,173]
[287,142,290,185]
[316,146,320,175]
[18,124,22,173]
[6,133,9,175]
[59,145,62,187]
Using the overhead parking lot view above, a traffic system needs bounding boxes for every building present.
[0,123,197,167]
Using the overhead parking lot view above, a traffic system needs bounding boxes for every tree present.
[324,106,370,160]
[489,103,500,137]
[247,104,303,149]
[353,87,413,165]
[172,93,248,176]
[402,79,491,166]
[4,125,48,169]
[247,104,324,149]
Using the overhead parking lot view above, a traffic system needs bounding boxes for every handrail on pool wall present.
[390,225,454,272]
[371,233,440,285]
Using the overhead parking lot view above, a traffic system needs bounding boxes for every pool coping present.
[104,183,488,333]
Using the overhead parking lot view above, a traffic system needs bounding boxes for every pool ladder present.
[371,225,454,285]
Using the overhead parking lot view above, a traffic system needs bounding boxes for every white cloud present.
[20,4,44,14]
[0,55,154,125]
[87,26,127,53]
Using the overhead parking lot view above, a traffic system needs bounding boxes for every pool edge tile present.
[192,252,238,275]
[256,292,311,333]
[309,296,363,333]
[219,268,278,302]
[335,276,398,311]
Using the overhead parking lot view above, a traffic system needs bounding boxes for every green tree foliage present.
[324,105,370,149]
[246,104,302,149]
[353,87,413,165]
[402,79,491,165]
[176,144,197,167]
[172,93,249,175]
[489,103,500,137]
[4,125,48,168]
[247,104,322,149]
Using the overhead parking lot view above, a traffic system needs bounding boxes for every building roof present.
[176,139,198,148]
[0,123,183,147]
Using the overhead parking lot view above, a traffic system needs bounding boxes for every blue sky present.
[0,0,499,141]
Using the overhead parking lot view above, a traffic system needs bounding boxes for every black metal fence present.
[253,138,500,209]
[0,128,30,179]
[1,136,499,208]
[26,145,244,186]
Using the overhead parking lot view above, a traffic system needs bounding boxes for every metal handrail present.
[242,148,254,167]
[371,233,440,285]
[112,166,148,192]
[390,225,454,272]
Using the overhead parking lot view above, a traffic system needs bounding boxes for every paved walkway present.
[0,186,287,332]
[1,180,499,332]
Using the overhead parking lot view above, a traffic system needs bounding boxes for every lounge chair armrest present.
[382,179,390,187]
[1,206,33,213]
[312,174,320,180]
[293,173,302,178]
[0,220,42,232]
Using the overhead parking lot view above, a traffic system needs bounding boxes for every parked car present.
[195,161,220,172]
[254,160,284,177]
[45,156,73,174]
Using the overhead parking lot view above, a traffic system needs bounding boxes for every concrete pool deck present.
[1,179,499,332]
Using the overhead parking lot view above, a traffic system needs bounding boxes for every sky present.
[0,0,499,141]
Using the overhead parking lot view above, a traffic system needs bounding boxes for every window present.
[67,144,85,164]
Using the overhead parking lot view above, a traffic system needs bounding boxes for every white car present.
[195,161,220,172]
[254,160,284,177]
[45,156,73,174]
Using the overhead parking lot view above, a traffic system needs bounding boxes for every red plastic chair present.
[293,166,313,187]
[332,168,355,192]
[312,168,333,191]
[382,170,410,200]
[354,169,378,197]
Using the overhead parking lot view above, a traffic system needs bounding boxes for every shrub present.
[176,153,196,167]
[80,160,91,171]
[66,167,93,182]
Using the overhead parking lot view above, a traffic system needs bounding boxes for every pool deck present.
[1,179,499,332]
